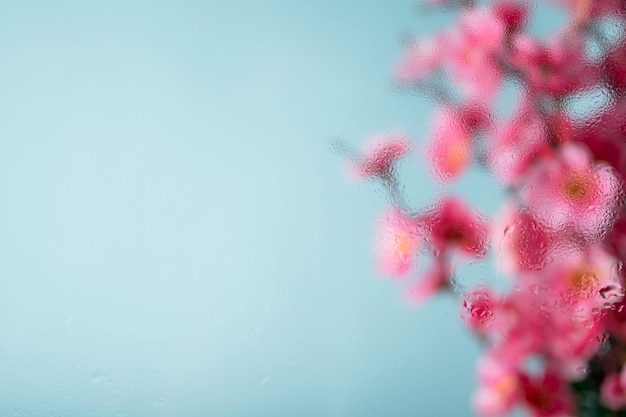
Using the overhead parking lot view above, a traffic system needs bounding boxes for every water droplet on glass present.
[576,366,589,375]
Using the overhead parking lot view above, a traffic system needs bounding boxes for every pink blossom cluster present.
[344,1,626,415]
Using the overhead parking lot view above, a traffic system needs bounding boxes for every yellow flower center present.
[562,172,591,203]
[495,375,518,396]
[394,232,417,256]
[443,137,470,175]
[568,268,598,296]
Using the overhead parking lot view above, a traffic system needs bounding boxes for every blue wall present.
[0,1,567,415]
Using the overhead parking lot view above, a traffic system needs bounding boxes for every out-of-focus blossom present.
[343,1,626,416]
[422,196,490,258]
[600,372,626,410]
[489,102,550,185]
[520,142,623,240]
[509,34,591,96]
[473,355,520,416]
[518,369,577,417]
[442,8,505,103]
[494,0,529,36]
[349,133,411,180]
[463,289,497,332]
[405,255,450,304]
[395,38,442,83]
[374,208,420,278]
[427,108,472,181]
[491,204,554,274]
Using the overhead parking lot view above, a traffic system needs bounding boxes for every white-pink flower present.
[520,142,623,240]
[374,208,420,278]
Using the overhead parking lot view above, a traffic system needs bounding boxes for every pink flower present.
[473,355,520,416]
[422,197,490,258]
[518,369,577,417]
[493,1,528,36]
[374,208,420,278]
[427,108,472,181]
[488,102,550,185]
[395,38,441,83]
[463,289,497,333]
[404,256,450,305]
[491,204,554,274]
[600,373,626,411]
[442,8,505,103]
[520,142,623,240]
[509,34,591,96]
[349,133,411,180]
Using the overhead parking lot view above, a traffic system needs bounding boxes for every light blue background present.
[0,1,566,416]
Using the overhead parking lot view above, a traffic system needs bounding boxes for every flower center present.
[444,138,470,174]
[495,375,518,396]
[562,172,591,203]
[394,232,417,256]
[568,268,598,297]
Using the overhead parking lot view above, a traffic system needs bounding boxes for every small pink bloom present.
[350,133,411,180]
[423,197,490,258]
[473,355,520,416]
[395,38,441,82]
[491,204,554,274]
[427,108,472,181]
[463,289,497,333]
[374,208,420,278]
[509,34,591,96]
[519,369,577,417]
[404,256,450,305]
[489,102,550,185]
[601,373,626,411]
[442,8,505,103]
[520,142,623,240]
[493,1,528,35]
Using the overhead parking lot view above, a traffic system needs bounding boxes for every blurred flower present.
[349,133,411,180]
[442,7,505,103]
[427,108,473,181]
[520,142,623,240]
[374,208,420,277]
[423,196,490,258]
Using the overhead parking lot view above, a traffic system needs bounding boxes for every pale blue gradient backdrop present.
[0,1,564,416]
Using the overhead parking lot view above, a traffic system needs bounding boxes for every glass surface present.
[0,1,591,416]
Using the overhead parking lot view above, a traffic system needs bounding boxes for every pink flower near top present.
[442,8,505,103]
[395,38,441,83]
[509,33,591,96]
[374,208,420,278]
